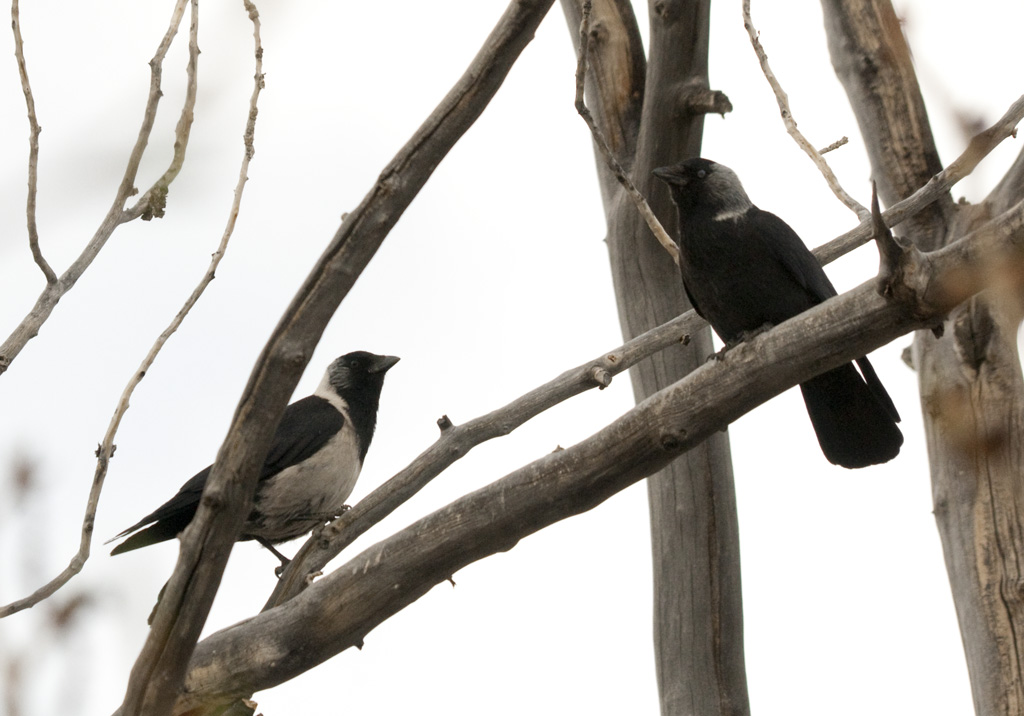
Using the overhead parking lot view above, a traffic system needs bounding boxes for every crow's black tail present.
[108,513,191,555]
[799,358,903,469]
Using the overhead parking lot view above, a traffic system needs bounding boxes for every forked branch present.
[0,0,197,377]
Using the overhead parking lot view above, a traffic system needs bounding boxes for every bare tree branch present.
[116,3,557,715]
[0,0,265,622]
[11,0,54,284]
[266,305,697,608]
[0,0,206,619]
[559,0,646,200]
[0,0,196,378]
[818,136,849,154]
[815,94,1024,264]
[169,199,1020,713]
[742,0,868,219]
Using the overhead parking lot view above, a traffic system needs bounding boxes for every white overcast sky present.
[1,1,1021,714]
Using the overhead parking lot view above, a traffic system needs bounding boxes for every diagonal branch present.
[742,0,868,219]
[0,0,197,378]
[115,2,557,715]
[11,0,55,284]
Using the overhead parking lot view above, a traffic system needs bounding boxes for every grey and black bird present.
[108,350,399,561]
[652,158,902,468]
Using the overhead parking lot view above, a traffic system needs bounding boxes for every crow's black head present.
[325,351,400,404]
[653,158,752,219]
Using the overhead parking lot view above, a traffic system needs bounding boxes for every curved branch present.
[11,0,55,284]
[574,1,679,265]
[559,0,646,197]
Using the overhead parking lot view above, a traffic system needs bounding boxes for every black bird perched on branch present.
[108,351,399,562]
[652,158,902,468]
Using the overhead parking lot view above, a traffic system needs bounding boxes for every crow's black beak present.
[370,355,400,374]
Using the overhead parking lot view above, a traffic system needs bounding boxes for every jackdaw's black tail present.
[799,358,903,469]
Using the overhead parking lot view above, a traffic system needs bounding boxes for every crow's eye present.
[697,169,706,179]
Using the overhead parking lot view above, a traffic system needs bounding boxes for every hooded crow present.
[108,350,399,560]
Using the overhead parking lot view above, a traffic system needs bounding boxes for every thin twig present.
[574,0,679,266]
[742,0,869,220]
[0,0,193,378]
[11,0,55,284]
[124,1,202,223]
[818,136,849,155]
[0,0,219,620]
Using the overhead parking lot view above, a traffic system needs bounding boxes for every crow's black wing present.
[261,395,346,477]
[748,208,837,304]
[109,396,346,554]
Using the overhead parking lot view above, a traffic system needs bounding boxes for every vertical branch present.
[11,0,56,284]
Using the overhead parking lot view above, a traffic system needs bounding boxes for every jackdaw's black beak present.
[652,165,686,186]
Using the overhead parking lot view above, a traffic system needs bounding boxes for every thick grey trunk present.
[823,1,1024,712]
[561,1,748,713]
